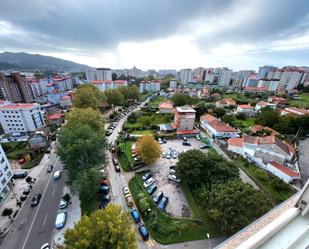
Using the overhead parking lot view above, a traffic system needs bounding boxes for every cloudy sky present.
[0,0,309,70]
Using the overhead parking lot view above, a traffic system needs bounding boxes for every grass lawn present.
[117,141,134,171]
[239,161,294,204]
[131,130,154,135]
[22,152,45,169]
[2,142,30,159]
[181,184,202,220]
[129,175,220,244]
[238,118,255,129]
[288,93,309,108]
[148,96,168,108]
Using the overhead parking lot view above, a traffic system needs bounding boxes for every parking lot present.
[147,137,207,217]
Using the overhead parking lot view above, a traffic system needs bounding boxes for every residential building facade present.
[0,144,13,205]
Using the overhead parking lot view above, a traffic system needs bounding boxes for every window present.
[1,177,7,185]
[0,157,4,163]
[0,171,2,177]
[7,171,11,178]
[4,165,8,171]
[4,115,6,118]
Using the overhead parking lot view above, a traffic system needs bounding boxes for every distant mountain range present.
[0,52,92,71]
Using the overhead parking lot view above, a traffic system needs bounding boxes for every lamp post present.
[207,233,212,249]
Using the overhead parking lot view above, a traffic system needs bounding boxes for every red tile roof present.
[0,103,37,109]
[228,137,244,147]
[48,113,62,120]
[159,101,173,110]
[238,104,253,109]
[269,161,299,177]
[176,129,199,135]
[92,80,104,84]
[243,136,260,145]
[210,120,237,132]
[200,114,217,123]
[250,125,280,135]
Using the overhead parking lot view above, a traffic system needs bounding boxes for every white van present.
[55,211,67,229]
[53,170,61,180]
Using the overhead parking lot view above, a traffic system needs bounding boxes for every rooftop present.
[268,161,299,178]
[238,104,254,109]
[0,103,39,109]
[176,106,196,113]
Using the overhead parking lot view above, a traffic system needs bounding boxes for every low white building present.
[255,101,276,111]
[91,80,128,91]
[266,161,300,183]
[0,103,45,135]
[236,104,256,116]
[0,144,13,204]
[200,114,238,138]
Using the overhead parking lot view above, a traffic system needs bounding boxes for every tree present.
[65,107,104,133]
[60,205,137,249]
[206,180,271,234]
[72,84,101,109]
[2,208,13,222]
[112,72,118,81]
[171,93,193,106]
[129,85,139,100]
[136,135,161,165]
[213,107,226,118]
[58,124,106,184]
[62,193,71,203]
[176,150,239,190]
[255,107,280,128]
[139,116,152,127]
[104,89,124,107]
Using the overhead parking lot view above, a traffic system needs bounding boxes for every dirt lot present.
[147,137,206,218]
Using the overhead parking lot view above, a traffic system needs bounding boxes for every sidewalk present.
[0,142,56,234]
[53,187,81,246]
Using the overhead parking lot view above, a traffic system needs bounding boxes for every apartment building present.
[0,72,34,103]
[86,68,112,81]
[91,80,128,92]
[0,103,45,135]
[179,69,193,84]
[0,144,13,205]
[139,81,161,93]
[218,69,233,87]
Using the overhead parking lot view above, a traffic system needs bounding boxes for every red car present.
[100,179,108,186]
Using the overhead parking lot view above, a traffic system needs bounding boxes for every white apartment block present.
[279,71,303,90]
[0,103,45,135]
[91,80,128,92]
[139,81,161,93]
[86,68,112,82]
[179,69,193,84]
[0,144,13,204]
[218,69,233,87]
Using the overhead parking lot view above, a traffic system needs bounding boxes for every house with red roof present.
[215,98,236,108]
[236,104,256,116]
[255,101,276,111]
[200,114,238,138]
[281,107,309,116]
[47,112,63,126]
[159,101,174,114]
[265,161,299,183]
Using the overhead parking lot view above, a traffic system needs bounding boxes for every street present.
[0,148,66,249]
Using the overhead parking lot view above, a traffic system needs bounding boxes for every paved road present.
[298,138,309,183]
[106,99,225,249]
[0,149,66,249]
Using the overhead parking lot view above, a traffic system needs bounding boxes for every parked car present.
[143,177,154,188]
[13,170,28,179]
[47,165,53,173]
[101,194,111,202]
[99,196,110,209]
[130,207,140,223]
[40,243,50,249]
[125,194,133,207]
[114,164,121,173]
[123,184,130,195]
[142,171,152,181]
[196,134,201,140]
[162,138,167,144]
[168,174,180,183]
[20,194,27,201]
[162,152,167,158]
[200,144,210,149]
[147,183,157,195]
[112,158,119,165]
[98,185,110,194]
[182,141,191,146]
[153,191,163,204]
[169,169,176,175]
[172,151,177,159]
[55,211,67,229]
[59,199,68,209]
[111,145,116,153]
[169,165,176,170]
[158,138,163,144]
[100,179,108,186]
[53,170,61,180]
[158,196,169,211]
[22,185,32,195]
[138,223,149,241]
[31,193,42,207]
[166,152,171,159]
[182,136,187,141]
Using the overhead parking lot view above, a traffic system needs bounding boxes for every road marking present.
[21,161,63,249]
[52,188,56,197]
[43,214,48,227]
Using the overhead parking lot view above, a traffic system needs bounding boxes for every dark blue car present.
[153,191,163,204]
[130,207,140,223]
[138,223,149,240]
[158,196,168,211]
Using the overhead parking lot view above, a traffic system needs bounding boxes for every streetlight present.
[207,233,212,249]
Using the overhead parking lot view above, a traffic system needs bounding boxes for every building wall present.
[218,70,233,87]
[227,145,244,155]
[265,163,295,183]
[0,105,45,135]
[0,144,13,204]
[179,69,193,84]
[200,120,238,138]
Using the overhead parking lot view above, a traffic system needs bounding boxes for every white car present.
[40,243,50,249]
[59,199,68,209]
[143,177,154,188]
[158,138,163,144]
[168,174,180,183]
[123,184,130,195]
